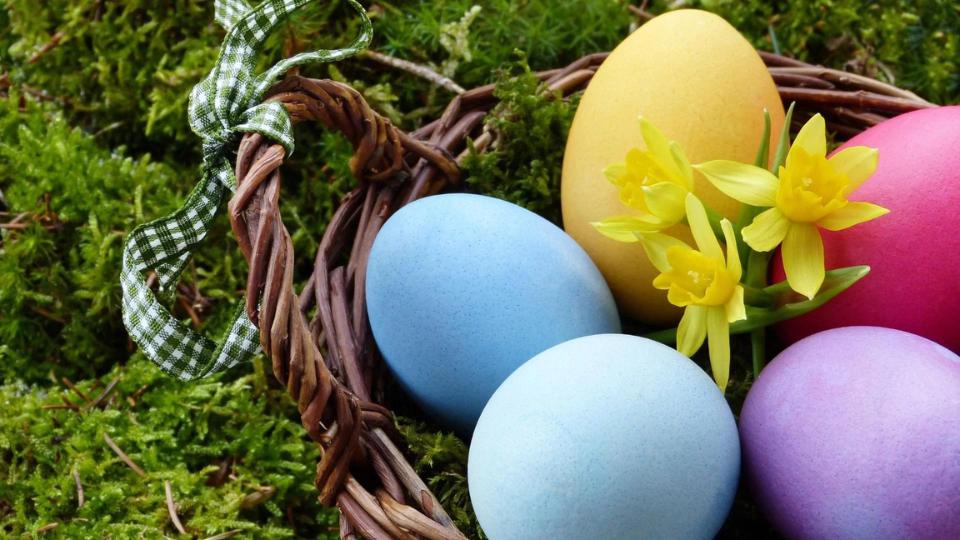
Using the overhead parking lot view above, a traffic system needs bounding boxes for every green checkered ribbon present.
[120,0,372,380]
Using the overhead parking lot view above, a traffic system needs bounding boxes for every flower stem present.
[644,327,677,345]
[746,249,772,288]
[742,284,774,307]
[745,249,773,377]
[751,330,766,378]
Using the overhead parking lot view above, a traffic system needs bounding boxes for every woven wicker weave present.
[226,52,933,539]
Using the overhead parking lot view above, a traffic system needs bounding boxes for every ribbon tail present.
[215,0,253,32]
[120,162,260,380]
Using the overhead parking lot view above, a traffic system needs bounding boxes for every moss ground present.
[1,1,956,537]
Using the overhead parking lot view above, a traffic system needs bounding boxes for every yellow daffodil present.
[641,193,746,391]
[592,117,695,242]
[695,114,888,299]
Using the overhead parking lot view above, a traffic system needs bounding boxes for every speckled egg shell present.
[740,326,960,540]
[365,194,621,434]
[774,106,960,350]
[468,334,740,540]
[562,9,784,326]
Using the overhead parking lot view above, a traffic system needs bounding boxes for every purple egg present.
[740,326,960,540]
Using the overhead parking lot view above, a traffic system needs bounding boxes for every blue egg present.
[469,334,740,540]
[366,194,620,434]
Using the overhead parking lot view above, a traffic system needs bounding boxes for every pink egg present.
[773,106,960,350]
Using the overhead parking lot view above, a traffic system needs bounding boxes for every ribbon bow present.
[120,0,372,380]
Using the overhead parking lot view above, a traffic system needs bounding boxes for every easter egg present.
[774,106,960,350]
[561,9,784,326]
[740,327,960,539]
[469,334,740,539]
[365,194,620,434]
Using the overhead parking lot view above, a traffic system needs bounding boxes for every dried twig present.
[360,50,465,94]
[177,294,203,329]
[628,2,654,21]
[240,486,276,509]
[37,522,59,534]
[0,201,63,235]
[1,220,60,232]
[201,530,243,540]
[41,403,77,411]
[103,433,146,477]
[72,467,85,508]
[126,383,151,408]
[165,480,188,535]
[207,457,233,487]
[86,377,120,410]
[62,377,91,404]
[20,84,58,102]
[28,31,65,64]
[174,279,212,329]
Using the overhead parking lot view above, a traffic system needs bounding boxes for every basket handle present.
[229,75,464,539]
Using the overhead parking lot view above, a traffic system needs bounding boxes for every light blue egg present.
[365,193,620,434]
[468,334,740,540]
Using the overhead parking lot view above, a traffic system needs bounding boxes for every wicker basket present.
[226,51,933,539]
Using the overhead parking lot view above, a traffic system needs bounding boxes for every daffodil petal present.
[706,307,730,392]
[640,232,690,273]
[603,163,628,184]
[783,223,825,300]
[829,146,879,190]
[639,117,683,180]
[592,215,664,242]
[694,160,779,206]
[684,193,723,260]
[742,207,790,252]
[670,142,695,191]
[642,182,687,224]
[639,117,672,161]
[791,113,827,159]
[720,219,742,281]
[818,202,889,231]
[677,305,708,358]
[725,285,746,323]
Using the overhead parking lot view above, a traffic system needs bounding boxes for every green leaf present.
[771,101,796,173]
[753,109,772,169]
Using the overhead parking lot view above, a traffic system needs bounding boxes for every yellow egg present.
[561,9,785,326]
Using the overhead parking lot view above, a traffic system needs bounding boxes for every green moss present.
[398,418,484,539]
[0,95,189,383]
[462,56,579,225]
[374,1,629,89]
[1,0,957,537]
[1,0,630,164]
[0,357,338,538]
